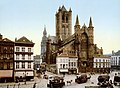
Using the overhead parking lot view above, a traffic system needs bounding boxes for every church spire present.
[89,17,93,27]
[43,25,47,36]
[75,15,80,25]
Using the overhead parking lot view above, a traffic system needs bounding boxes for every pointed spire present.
[89,17,93,27]
[69,7,72,12]
[58,6,61,11]
[61,5,67,11]
[75,15,80,25]
[43,25,47,36]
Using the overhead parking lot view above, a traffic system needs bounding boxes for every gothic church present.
[45,6,103,73]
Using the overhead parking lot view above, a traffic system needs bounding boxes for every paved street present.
[0,71,120,88]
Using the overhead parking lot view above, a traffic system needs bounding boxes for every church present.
[43,5,104,73]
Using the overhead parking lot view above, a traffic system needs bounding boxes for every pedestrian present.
[18,83,20,88]
[7,85,9,88]
[33,83,36,88]
[13,84,15,88]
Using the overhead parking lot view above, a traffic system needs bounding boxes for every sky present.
[0,0,120,55]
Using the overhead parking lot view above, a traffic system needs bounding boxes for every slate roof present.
[0,38,14,42]
[114,50,120,56]
[15,36,33,44]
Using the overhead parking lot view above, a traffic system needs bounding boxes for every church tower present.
[41,26,48,62]
[56,5,72,41]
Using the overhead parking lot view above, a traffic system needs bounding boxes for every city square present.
[0,0,120,88]
[0,71,120,88]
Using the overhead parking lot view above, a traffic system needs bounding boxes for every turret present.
[88,17,94,28]
[75,15,80,26]
[43,25,47,36]
[74,15,80,34]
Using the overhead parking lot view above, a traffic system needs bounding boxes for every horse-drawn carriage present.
[47,76,65,88]
[97,75,113,88]
[114,73,120,86]
[75,74,91,84]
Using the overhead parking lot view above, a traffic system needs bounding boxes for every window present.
[10,47,13,53]
[28,55,31,60]
[99,59,101,62]
[74,62,76,67]
[28,62,31,68]
[28,48,31,52]
[60,64,62,68]
[16,47,19,52]
[16,54,19,60]
[0,63,3,69]
[16,62,19,69]
[99,63,101,68]
[7,63,10,69]
[22,55,25,60]
[22,47,25,52]
[96,59,97,62]
[22,62,25,68]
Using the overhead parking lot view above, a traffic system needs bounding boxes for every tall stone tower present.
[56,5,72,41]
[41,26,48,62]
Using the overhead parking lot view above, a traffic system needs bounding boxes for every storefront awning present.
[0,70,13,78]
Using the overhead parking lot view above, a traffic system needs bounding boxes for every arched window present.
[66,16,68,23]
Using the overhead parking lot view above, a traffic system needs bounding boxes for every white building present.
[111,50,120,70]
[56,50,78,74]
[94,56,111,73]
[14,36,34,80]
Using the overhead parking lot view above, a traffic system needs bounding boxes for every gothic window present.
[62,26,66,35]
[81,33,88,50]
[62,14,65,22]
[66,16,68,23]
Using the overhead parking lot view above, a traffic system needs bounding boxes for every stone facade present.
[45,6,103,73]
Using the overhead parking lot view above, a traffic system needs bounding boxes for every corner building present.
[46,6,104,73]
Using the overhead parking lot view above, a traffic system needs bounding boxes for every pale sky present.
[0,0,120,55]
